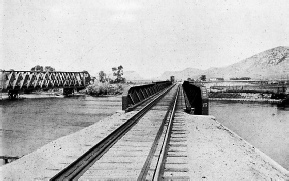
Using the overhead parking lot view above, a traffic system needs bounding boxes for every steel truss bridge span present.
[0,70,90,98]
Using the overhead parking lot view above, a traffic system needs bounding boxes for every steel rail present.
[50,84,176,181]
[137,84,179,181]
[125,83,172,112]
[152,84,180,180]
[182,87,192,113]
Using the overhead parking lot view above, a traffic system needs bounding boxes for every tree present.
[82,70,91,83]
[44,66,55,72]
[31,65,44,72]
[230,77,251,80]
[99,71,107,83]
[31,65,56,72]
[200,75,206,81]
[112,65,125,83]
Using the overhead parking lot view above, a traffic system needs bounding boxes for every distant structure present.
[170,76,175,83]
[209,78,224,81]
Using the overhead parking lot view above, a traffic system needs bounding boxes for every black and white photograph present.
[1,0,289,180]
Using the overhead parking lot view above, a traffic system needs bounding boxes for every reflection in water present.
[0,96,121,158]
[210,101,289,170]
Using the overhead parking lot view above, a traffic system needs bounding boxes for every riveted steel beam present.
[182,81,209,115]
[122,81,172,111]
[0,70,90,92]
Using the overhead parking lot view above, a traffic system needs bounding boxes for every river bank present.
[209,98,282,103]
[209,92,283,103]
[0,91,124,100]
[0,95,122,160]
[0,92,65,100]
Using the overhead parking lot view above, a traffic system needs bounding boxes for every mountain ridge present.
[156,46,289,80]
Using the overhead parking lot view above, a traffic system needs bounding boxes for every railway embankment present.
[1,112,288,180]
[184,113,289,180]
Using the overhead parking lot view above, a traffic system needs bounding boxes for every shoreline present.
[1,93,68,100]
[0,93,121,101]
[209,97,282,103]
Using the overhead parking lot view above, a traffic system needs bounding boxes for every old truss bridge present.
[0,70,90,99]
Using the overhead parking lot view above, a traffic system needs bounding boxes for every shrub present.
[86,82,124,96]
[86,82,106,96]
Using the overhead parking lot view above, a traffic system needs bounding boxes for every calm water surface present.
[0,96,121,157]
[210,101,289,170]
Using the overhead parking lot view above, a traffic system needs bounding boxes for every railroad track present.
[51,83,189,180]
[138,85,189,180]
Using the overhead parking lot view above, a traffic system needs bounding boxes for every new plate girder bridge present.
[122,81,173,112]
[0,70,90,99]
[122,80,209,115]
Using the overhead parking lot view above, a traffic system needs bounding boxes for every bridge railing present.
[0,71,90,91]
[122,81,172,111]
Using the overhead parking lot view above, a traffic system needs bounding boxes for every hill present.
[203,46,289,79]
[157,46,289,80]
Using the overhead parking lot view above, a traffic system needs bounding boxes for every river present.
[0,96,121,158]
[210,101,289,170]
[1,97,288,171]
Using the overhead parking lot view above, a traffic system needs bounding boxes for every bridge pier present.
[63,88,74,96]
[8,90,19,100]
[23,89,33,94]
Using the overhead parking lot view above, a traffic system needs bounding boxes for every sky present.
[1,0,289,78]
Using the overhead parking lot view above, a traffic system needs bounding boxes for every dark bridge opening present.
[182,81,209,115]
